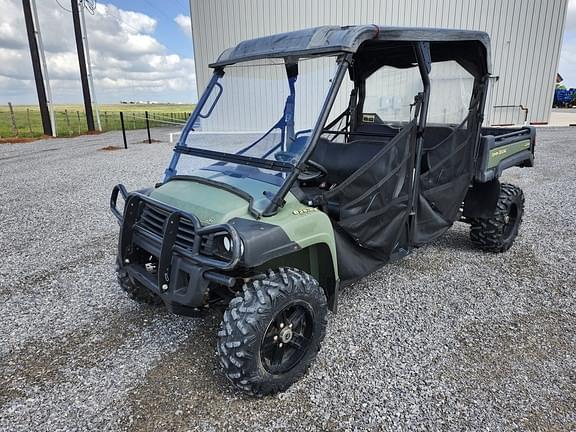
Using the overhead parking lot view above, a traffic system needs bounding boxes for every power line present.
[55,0,71,13]
[99,6,146,34]
[84,0,96,14]
[140,0,175,23]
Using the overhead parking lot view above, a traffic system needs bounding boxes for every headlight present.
[209,233,243,259]
[223,236,231,252]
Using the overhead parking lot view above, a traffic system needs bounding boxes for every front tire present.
[470,183,525,252]
[217,268,328,396]
[116,261,163,306]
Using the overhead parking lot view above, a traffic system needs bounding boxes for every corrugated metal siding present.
[190,0,568,125]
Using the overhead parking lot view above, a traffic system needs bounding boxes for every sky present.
[0,0,575,105]
[559,0,576,87]
[0,0,196,104]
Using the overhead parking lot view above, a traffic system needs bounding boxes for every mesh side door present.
[415,114,475,244]
[324,120,417,260]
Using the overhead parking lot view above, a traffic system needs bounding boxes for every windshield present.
[167,56,342,215]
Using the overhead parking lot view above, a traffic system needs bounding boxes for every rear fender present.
[463,179,501,219]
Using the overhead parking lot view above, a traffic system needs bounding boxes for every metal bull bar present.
[110,184,241,295]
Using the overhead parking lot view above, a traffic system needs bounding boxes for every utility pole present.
[22,0,52,136]
[79,0,101,131]
[71,0,95,131]
[30,0,56,136]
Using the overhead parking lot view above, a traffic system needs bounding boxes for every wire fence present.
[0,107,191,139]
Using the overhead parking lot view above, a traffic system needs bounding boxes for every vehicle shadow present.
[119,307,290,431]
[118,229,479,431]
[428,225,478,253]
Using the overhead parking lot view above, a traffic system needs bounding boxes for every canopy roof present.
[210,25,491,74]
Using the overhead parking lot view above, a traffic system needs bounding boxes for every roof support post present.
[265,54,352,215]
[408,42,432,243]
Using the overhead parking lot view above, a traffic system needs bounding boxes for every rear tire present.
[470,183,524,253]
[217,268,328,396]
[116,261,163,306]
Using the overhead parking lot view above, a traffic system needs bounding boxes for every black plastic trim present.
[463,179,501,219]
[110,184,128,223]
[228,217,301,267]
[174,146,293,173]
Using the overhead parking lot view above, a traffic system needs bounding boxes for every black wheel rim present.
[503,203,518,240]
[260,302,314,375]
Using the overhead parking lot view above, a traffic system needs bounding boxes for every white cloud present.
[174,14,192,38]
[0,48,34,80]
[113,6,157,34]
[0,1,196,104]
[0,3,27,50]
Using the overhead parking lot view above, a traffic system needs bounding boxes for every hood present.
[149,179,252,225]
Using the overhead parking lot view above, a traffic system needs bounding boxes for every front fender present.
[230,198,340,311]
[230,202,338,278]
[228,217,302,267]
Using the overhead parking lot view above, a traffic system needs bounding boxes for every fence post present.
[145,111,151,144]
[8,102,19,136]
[104,111,108,130]
[76,111,81,134]
[132,112,136,129]
[65,109,71,136]
[26,108,33,134]
[120,111,127,149]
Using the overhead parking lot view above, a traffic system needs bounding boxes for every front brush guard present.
[110,184,241,298]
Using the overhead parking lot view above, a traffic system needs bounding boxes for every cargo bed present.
[475,126,535,182]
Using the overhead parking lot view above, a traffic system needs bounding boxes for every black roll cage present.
[167,39,485,217]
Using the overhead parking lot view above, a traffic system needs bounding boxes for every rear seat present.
[310,138,383,185]
[310,123,400,185]
[349,123,400,142]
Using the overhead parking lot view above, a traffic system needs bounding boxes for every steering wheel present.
[275,151,327,182]
[298,159,327,182]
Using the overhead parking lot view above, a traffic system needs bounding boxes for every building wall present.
[190,0,568,125]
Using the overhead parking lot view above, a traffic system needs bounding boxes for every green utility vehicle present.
[111,26,535,395]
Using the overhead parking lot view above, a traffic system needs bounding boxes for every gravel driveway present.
[0,128,574,431]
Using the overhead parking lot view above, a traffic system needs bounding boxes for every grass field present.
[0,103,195,139]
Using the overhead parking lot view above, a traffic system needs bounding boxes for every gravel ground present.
[0,127,575,431]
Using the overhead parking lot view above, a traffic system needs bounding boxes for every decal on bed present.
[488,140,531,168]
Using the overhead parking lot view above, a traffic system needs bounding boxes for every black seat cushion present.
[310,138,384,185]
[349,123,400,142]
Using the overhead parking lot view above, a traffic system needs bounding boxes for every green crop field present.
[0,103,195,139]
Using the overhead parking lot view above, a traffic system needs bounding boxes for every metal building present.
[189,0,568,126]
